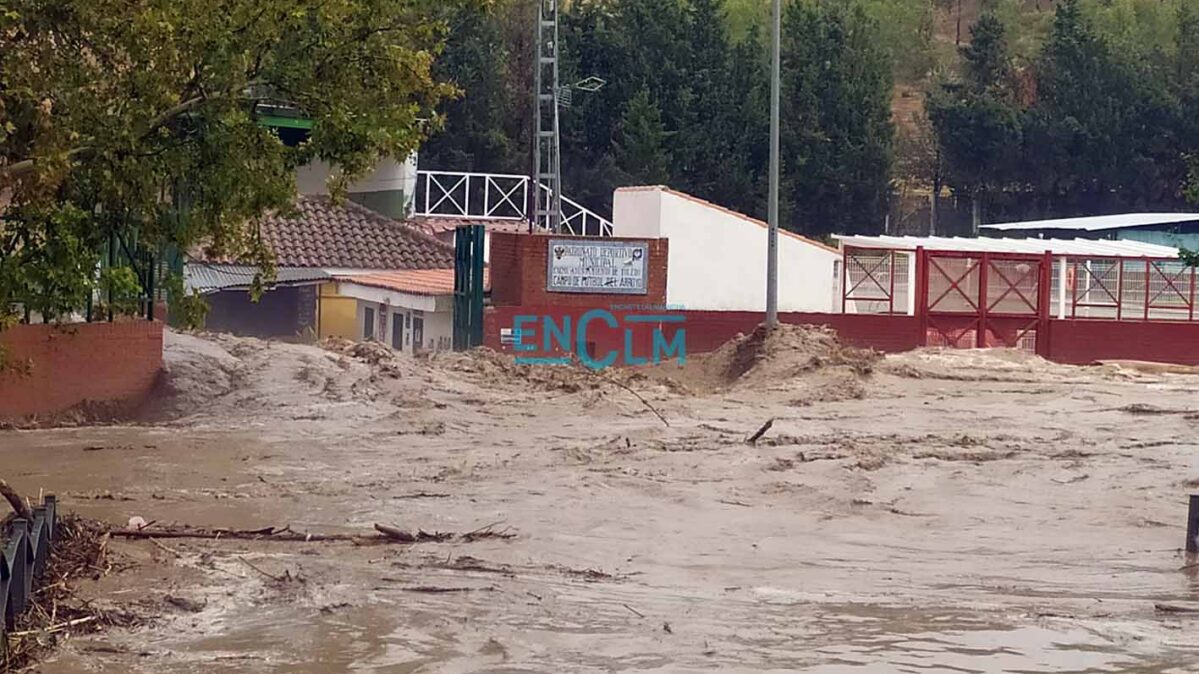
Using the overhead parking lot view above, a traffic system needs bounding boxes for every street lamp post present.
[765,0,781,329]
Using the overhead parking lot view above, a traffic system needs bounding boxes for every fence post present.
[1037,252,1052,357]
[977,253,990,348]
[1115,258,1124,321]
[1189,265,1195,322]
[1188,494,1199,553]
[6,520,28,618]
[915,247,928,345]
[1144,258,1152,321]
[888,250,896,315]
[840,249,849,314]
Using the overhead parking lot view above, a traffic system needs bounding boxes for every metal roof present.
[833,235,1180,258]
[981,213,1199,232]
[185,264,331,294]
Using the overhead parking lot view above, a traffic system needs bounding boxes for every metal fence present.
[1,495,57,636]
[843,248,1198,324]
[413,170,614,237]
[1064,257,1196,321]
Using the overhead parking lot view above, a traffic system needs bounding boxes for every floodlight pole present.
[765,0,781,329]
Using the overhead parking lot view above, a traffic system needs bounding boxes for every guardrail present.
[1,495,57,635]
[414,170,613,237]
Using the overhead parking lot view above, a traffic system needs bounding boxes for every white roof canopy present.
[833,235,1180,258]
[981,213,1199,232]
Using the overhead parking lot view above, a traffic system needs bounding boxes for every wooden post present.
[1187,495,1199,553]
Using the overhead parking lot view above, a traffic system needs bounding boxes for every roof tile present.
[252,196,456,270]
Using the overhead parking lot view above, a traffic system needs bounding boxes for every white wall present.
[341,280,455,353]
[612,187,841,312]
[296,155,418,204]
[421,310,453,352]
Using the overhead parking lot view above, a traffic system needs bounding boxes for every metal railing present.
[414,171,613,237]
[1,495,57,636]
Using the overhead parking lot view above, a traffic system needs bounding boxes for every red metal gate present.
[919,250,1051,354]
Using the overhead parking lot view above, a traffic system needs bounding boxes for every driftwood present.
[373,524,417,542]
[0,479,31,520]
[1155,602,1199,614]
[109,522,514,545]
[745,418,774,445]
[603,378,670,427]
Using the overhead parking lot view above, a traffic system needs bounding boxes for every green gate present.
[452,225,486,350]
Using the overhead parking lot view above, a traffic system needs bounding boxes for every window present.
[391,313,404,350]
[363,306,375,340]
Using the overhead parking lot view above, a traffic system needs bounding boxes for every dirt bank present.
[4,329,1199,673]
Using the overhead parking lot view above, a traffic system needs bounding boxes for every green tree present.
[677,0,735,199]
[721,22,772,219]
[780,0,895,236]
[927,11,1022,225]
[1,0,466,320]
[1026,0,1181,211]
[613,90,673,185]
[419,0,522,173]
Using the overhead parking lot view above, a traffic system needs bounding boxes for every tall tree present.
[0,0,466,320]
[419,1,521,173]
[779,0,895,236]
[613,90,672,185]
[677,0,735,199]
[721,22,772,219]
[927,11,1022,226]
[1026,0,1181,210]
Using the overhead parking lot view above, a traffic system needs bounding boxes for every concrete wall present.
[0,321,164,421]
[613,187,841,312]
[1046,319,1199,365]
[295,155,418,219]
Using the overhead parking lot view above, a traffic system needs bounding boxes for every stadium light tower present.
[532,0,604,234]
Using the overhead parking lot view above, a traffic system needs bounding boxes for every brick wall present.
[483,307,924,362]
[484,305,1199,367]
[0,321,165,421]
[490,232,668,307]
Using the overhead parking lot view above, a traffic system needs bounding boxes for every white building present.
[612,186,842,312]
[333,269,489,353]
[296,155,419,220]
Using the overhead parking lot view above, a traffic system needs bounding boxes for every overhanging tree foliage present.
[0,0,469,321]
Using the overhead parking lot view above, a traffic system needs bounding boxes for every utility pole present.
[765,0,781,329]
[533,0,562,232]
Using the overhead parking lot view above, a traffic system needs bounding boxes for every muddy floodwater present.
[4,330,1199,673]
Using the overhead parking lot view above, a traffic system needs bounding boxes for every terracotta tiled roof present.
[337,268,490,296]
[254,196,455,269]
[409,216,529,237]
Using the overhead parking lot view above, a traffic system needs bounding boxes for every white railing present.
[414,170,613,237]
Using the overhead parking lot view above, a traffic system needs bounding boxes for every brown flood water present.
[5,332,1199,673]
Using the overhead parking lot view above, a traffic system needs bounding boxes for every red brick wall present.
[484,306,1199,367]
[483,307,924,361]
[0,321,165,420]
[1046,319,1199,365]
[490,232,668,307]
